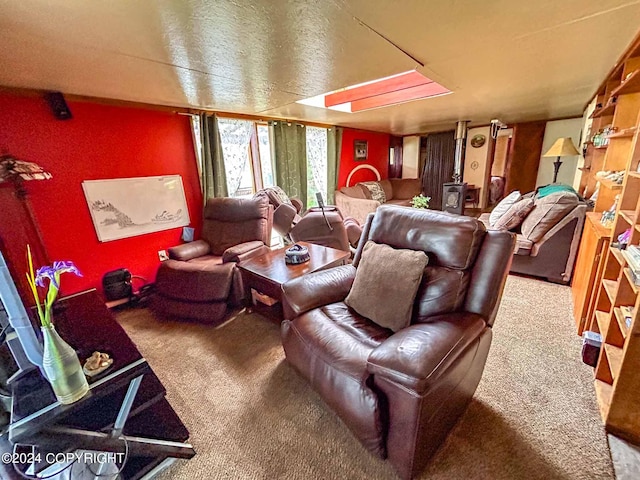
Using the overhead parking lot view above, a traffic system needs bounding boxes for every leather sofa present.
[479,195,586,284]
[280,206,515,479]
[153,196,272,323]
[334,178,422,224]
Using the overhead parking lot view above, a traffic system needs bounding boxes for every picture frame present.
[82,175,190,242]
[354,140,368,161]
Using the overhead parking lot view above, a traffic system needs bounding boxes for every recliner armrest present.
[282,265,356,319]
[367,312,486,394]
[530,204,586,256]
[168,240,211,261]
[222,241,268,263]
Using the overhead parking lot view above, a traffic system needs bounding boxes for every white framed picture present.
[82,175,190,242]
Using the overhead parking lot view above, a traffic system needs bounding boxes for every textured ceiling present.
[1,0,640,134]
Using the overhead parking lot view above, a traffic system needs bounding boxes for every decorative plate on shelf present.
[470,134,486,148]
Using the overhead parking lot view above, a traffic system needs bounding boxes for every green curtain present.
[327,126,343,204]
[272,121,308,209]
[200,113,228,202]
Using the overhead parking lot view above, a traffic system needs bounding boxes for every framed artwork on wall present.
[354,140,368,161]
[82,175,190,242]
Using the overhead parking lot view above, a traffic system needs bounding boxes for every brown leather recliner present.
[254,187,361,251]
[281,206,515,479]
[153,196,272,323]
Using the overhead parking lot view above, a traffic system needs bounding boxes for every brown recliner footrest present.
[155,260,235,303]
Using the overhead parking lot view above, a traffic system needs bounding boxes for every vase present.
[41,325,89,405]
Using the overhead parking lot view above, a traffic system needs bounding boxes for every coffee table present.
[238,241,350,320]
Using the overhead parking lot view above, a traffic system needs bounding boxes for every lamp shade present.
[0,155,52,183]
[543,137,580,157]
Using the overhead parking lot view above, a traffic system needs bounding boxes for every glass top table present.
[3,289,194,478]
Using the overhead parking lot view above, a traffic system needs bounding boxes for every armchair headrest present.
[255,186,293,208]
[204,196,270,222]
[356,205,486,270]
[202,196,273,256]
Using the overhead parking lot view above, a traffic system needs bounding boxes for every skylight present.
[297,71,451,113]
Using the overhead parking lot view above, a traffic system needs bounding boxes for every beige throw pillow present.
[345,241,428,331]
[521,191,579,242]
[360,182,387,203]
[493,198,535,230]
[489,190,521,226]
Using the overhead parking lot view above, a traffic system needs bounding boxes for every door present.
[503,121,546,195]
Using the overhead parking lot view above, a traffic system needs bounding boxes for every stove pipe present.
[453,121,469,184]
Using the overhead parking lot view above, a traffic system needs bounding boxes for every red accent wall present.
[0,92,202,297]
[338,129,390,188]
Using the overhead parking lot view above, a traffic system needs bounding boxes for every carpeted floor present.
[117,275,613,479]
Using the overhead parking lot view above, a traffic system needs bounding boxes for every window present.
[257,124,274,188]
[217,118,255,197]
[305,126,328,207]
[192,117,330,205]
[190,116,203,179]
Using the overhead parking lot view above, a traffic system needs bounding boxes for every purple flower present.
[35,265,57,288]
[52,261,82,277]
[35,261,82,288]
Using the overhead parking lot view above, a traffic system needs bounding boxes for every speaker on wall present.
[44,92,72,120]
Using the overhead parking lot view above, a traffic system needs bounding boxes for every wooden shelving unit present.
[578,57,640,210]
[588,53,640,443]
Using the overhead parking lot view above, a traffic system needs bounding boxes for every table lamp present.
[543,138,580,183]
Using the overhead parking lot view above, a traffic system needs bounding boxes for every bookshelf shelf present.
[623,268,640,294]
[614,307,631,338]
[620,210,635,224]
[598,177,624,190]
[611,247,625,265]
[604,344,624,377]
[611,69,640,96]
[608,127,637,139]
[590,102,617,119]
[594,380,613,419]
[596,310,610,333]
[603,279,617,301]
